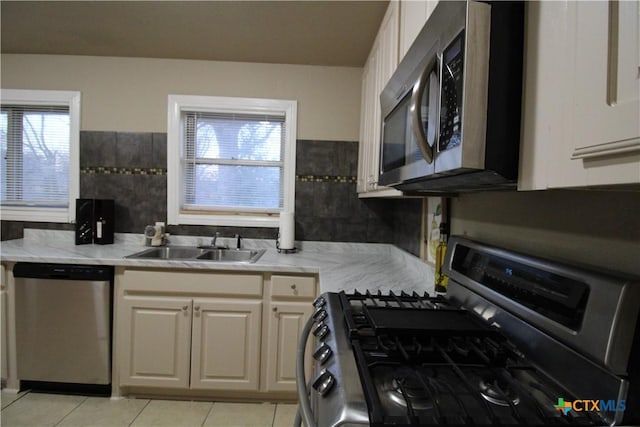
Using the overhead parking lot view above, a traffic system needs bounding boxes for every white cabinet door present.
[520,0,640,190]
[377,1,399,91]
[570,1,640,162]
[190,298,262,391]
[263,301,313,392]
[357,46,379,193]
[357,1,403,197]
[399,1,438,61]
[119,296,192,388]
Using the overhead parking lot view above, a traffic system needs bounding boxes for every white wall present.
[0,54,362,141]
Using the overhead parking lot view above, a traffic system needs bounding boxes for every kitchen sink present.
[195,248,263,262]
[125,246,265,263]
[126,247,208,260]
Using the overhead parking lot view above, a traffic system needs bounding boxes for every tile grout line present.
[52,394,89,426]
[271,403,278,427]
[0,390,28,411]
[127,398,152,427]
[201,400,216,427]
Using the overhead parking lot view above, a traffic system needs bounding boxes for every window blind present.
[0,105,71,207]
[181,111,285,213]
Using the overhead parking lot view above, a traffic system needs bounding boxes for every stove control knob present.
[312,308,327,322]
[313,343,333,365]
[312,323,330,340]
[312,296,326,308]
[312,369,335,396]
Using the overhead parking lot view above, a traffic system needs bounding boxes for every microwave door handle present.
[433,53,443,154]
[411,62,435,164]
[427,69,440,156]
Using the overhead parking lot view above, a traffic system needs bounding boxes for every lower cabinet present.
[119,295,262,391]
[190,298,262,391]
[264,300,313,392]
[119,296,192,388]
[115,268,318,398]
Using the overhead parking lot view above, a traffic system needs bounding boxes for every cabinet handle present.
[273,306,278,312]
[194,306,201,317]
[182,305,189,315]
[291,284,297,290]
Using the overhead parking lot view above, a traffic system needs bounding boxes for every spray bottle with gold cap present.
[434,221,449,294]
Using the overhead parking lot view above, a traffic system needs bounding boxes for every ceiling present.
[1,1,389,67]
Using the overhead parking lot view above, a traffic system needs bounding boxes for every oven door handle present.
[295,314,317,427]
[411,54,442,165]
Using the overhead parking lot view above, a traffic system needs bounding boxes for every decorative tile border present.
[80,167,167,176]
[297,175,357,184]
[80,167,356,183]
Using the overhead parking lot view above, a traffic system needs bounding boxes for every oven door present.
[378,56,440,187]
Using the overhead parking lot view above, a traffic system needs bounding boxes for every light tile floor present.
[1,391,298,427]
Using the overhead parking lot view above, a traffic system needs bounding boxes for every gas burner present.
[388,377,433,410]
[478,377,520,407]
[377,367,435,410]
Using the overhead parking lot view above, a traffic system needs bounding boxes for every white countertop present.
[0,230,435,295]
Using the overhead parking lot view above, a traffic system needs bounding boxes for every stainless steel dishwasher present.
[14,263,113,388]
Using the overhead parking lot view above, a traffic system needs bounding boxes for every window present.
[0,90,80,222]
[167,95,297,227]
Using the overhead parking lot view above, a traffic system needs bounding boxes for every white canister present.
[278,212,295,250]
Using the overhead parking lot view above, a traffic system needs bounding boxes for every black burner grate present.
[339,291,606,426]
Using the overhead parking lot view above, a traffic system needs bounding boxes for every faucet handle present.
[211,231,220,247]
[212,231,230,249]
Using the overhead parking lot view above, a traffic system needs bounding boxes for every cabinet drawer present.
[271,275,316,299]
[122,269,263,297]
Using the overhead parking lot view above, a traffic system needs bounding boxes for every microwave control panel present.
[439,31,465,152]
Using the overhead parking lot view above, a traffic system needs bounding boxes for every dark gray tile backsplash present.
[152,133,167,168]
[115,132,154,168]
[79,131,117,167]
[296,139,358,177]
[2,131,423,256]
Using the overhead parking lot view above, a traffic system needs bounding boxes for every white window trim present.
[0,89,80,223]
[167,94,297,227]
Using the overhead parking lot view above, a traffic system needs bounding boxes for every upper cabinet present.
[357,1,402,197]
[357,0,441,197]
[520,1,640,190]
[399,1,438,60]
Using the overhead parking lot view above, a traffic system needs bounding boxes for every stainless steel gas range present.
[296,237,640,426]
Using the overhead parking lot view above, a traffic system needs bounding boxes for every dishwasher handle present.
[13,263,114,281]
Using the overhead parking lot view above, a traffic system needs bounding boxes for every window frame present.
[167,94,297,228]
[0,89,80,223]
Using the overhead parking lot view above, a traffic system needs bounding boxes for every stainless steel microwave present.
[378,1,524,193]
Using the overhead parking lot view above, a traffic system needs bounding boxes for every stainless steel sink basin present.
[125,246,265,263]
[126,247,208,260]
[196,249,264,263]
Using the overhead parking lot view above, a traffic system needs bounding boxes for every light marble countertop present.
[0,230,435,295]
